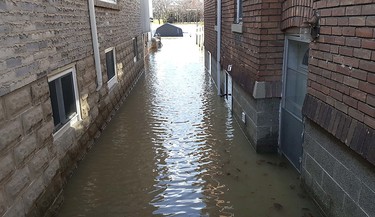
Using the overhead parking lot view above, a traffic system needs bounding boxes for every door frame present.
[278,35,310,171]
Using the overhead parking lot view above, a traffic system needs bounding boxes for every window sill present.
[231,23,243,34]
[52,114,80,140]
[94,0,120,10]
[107,76,118,90]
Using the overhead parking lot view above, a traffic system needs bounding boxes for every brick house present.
[204,0,375,216]
[0,0,150,216]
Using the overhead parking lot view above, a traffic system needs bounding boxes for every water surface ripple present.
[57,35,322,217]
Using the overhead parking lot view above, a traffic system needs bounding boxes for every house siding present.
[0,0,148,216]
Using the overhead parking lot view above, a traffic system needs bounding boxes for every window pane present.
[236,0,243,23]
[302,50,309,66]
[106,50,115,80]
[285,68,307,119]
[239,0,243,20]
[133,38,138,60]
[61,73,77,121]
[48,81,61,127]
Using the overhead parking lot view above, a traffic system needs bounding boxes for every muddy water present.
[57,36,323,217]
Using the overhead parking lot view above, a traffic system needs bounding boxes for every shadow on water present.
[57,34,323,217]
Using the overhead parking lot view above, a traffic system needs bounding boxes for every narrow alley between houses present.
[57,34,322,217]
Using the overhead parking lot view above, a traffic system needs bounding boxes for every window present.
[302,49,309,66]
[105,47,117,89]
[236,0,243,23]
[133,37,139,62]
[100,0,117,4]
[48,67,80,133]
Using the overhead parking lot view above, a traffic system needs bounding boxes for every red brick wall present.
[308,0,375,130]
[220,0,284,95]
[204,0,217,58]
[281,0,314,30]
[258,0,284,83]
[302,0,375,165]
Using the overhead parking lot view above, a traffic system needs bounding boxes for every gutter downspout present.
[88,0,103,91]
[216,0,221,95]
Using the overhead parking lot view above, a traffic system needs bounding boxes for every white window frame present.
[133,37,139,62]
[48,66,81,138]
[100,0,117,4]
[105,47,118,90]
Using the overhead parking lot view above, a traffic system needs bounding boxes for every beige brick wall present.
[0,0,147,216]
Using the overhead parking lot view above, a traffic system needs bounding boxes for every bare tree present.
[152,0,170,23]
[152,0,203,23]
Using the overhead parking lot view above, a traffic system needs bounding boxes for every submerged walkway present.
[57,36,322,217]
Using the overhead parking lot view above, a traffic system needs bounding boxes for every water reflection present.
[149,38,210,216]
[57,34,322,217]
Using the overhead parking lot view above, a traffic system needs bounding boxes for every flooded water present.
[57,34,323,217]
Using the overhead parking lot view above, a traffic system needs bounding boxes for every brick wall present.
[281,0,314,30]
[203,0,217,58]
[300,1,375,216]
[305,0,375,163]
[221,0,284,96]
[210,0,284,152]
[0,0,146,216]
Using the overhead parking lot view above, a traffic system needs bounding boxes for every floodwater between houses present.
[57,36,323,217]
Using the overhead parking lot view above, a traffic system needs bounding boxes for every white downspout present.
[216,0,221,95]
[88,0,103,91]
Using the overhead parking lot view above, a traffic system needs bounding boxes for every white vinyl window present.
[100,0,117,4]
[48,66,81,134]
[105,47,118,89]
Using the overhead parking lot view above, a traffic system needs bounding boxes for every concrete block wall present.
[0,0,147,216]
[232,82,280,153]
[302,120,375,217]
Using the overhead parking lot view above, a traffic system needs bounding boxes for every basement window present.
[235,0,243,24]
[133,37,139,62]
[100,0,117,4]
[232,0,243,33]
[48,67,80,134]
[94,0,120,10]
[105,47,118,89]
